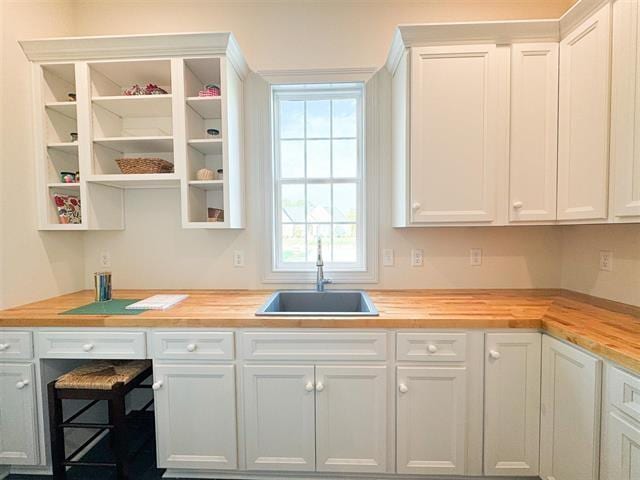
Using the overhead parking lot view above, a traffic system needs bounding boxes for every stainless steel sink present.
[255,290,379,316]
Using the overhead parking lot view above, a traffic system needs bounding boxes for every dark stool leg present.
[47,382,66,479]
[109,384,129,480]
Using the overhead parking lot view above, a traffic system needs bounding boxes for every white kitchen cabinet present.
[557,3,611,221]
[540,335,602,480]
[315,365,388,473]
[396,366,467,475]
[509,44,559,222]
[610,0,640,220]
[484,333,541,476]
[606,413,640,480]
[0,363,39,465]
[243,365,316,471]
[153,363,237,470]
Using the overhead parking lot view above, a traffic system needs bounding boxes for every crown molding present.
[257,67,378,84]
[559,0,611,38]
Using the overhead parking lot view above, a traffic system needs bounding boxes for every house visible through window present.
[272,84,365,272]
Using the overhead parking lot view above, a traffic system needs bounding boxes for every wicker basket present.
[115,158,174,174]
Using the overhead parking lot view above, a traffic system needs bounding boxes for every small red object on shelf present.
[198,83,220,97]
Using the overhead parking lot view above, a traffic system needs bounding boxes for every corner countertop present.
[0,289,638,374]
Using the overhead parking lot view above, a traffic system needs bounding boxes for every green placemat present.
[60,299,148,315]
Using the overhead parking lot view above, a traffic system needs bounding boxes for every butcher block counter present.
[0,288,638,373]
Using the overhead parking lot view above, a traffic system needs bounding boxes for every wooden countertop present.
[0,289,638,374]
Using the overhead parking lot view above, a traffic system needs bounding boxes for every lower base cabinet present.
[605,412,640,480]
[153,363,238,470]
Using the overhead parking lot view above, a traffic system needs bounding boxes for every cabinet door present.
[315,365,387,473]
[509,44,558,222]
[243,365,315,471]
[484,333,541,476]
[611,0,640,219]
[540,336,602,480]
[396,366,466,475]
[0,363,39,465]
[410,44,499,223]
[605,412,640,480]
[153,364,237,470]
[557,4,611,220]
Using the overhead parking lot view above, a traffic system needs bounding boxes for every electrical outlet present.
[233,250,245,268]
[99,251,111,268]
[411,249,424,267]
[382,249,394,267]
[600,250,613,272]
[470,248,482,267]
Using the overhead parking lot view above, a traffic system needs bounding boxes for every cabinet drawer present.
[0,331,33,360]
[397,333,466,362]
[150,331,234,360]
[609,366,640,423]
[38,331,146,359]
[241,332,387,361]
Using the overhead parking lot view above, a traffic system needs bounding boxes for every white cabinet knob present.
[513,201,523,209]
[186,343,197,352]
[82,343,94,352]
[0,343,9,351]
[398,383,409,394]
[315,381,325,392]
[412,202,421,211]
[16,380,29,390]
[152,381,163,391]
[489,350,501,359]
[427,344,438,354]
[305,382,315,392]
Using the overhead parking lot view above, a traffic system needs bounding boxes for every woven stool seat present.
[55,360,151,390]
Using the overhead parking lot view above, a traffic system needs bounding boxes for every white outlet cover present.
[599,251,613,272]
[233,250,245,267]
[411,249,424,267]
[99,251,111,268]
[470,248,482,266]
[382,249,394,267]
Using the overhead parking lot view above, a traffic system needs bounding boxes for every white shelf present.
[186,96,222,118]
[87,173,180,189]
[45,101,77,119]
[39,223,86,231]
[93,95,172,117]
[94,136,173,153]
[183,221,228,229]
[188,138,223,155]
[188,180,223,190]
[47,142,78,154]
[47,182,80,189]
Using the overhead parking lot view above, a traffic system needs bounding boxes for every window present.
[272,84,365,272]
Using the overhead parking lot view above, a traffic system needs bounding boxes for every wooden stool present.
[47,360,153,480]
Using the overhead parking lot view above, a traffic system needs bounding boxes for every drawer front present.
[38,331,146,359]
[241,332,387,361]
[609,366,640,422]
[150,331,234,360]
[0,331,33,360]
[397,333,467,362]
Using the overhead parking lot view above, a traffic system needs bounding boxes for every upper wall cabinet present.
[557,3,612,221]
[610,0,640,220]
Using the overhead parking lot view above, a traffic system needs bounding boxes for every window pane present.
[306,100,330,138]
[333,139,357,178]
[281,184,305,223]
[332,99,357,138]
[307,224,332,262]
[282,224,306,262]
[333,183,357,222]
[280,100,304,139]
[280,140,304,178]
[307,140,330,178]
[333,224,357,262]
[307,184,331,222]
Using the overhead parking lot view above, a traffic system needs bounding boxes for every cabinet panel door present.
[315,365,387,473]
[484,333,541,476]
[0,363,39,465]
[540,336,602,480]
[243,365,315,471]
[396,366,466,475]
[557,4,611,220]
[154,364,237,470]
[611,0,640,219]
[605,412,640,480]
[410,44,498,223]
[509,43,558,222]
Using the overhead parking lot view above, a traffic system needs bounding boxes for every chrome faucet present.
[316,238,332,292]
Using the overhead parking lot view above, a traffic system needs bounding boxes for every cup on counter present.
[94,272,112,302]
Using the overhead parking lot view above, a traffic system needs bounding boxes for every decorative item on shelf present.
[53,193,81,224]
[60,171,78,183]
[115,157,174,174]
[207,208,224,222]
[69,132,78,142]
[217,168,224,180]
[123,83,168,96]
[75,171,80,182]
[206,128,220,137]
[67,93,76,102]
[198,83,220,97]
[196,168,215,181]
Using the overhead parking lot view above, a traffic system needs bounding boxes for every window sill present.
[262,269,378,284]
